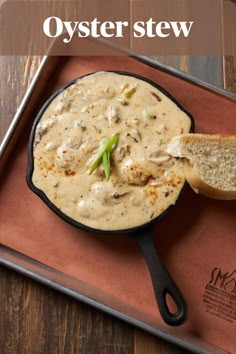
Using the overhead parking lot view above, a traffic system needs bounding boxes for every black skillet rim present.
[26,70,195,235]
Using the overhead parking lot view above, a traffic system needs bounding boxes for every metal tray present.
[0,38,234,354]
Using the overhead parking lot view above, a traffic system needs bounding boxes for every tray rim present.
[0,39,234,354]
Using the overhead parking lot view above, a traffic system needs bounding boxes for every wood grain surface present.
[0,1,235,353]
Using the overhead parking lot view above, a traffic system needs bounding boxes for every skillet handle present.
[135,228,188,326]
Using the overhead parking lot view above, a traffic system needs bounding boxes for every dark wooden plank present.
[0,266,134,354]
[221,0,236,92]
[78,305,134,354]
[223,55,236,93]
[0,56,42,141]
[134,330,187,354]
[0,266,80,354]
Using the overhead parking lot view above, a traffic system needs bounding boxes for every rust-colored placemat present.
[0,55,235,353]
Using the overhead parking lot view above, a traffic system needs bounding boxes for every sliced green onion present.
[89,133,119,180]
[102,150,110,180]
[89,138,108,174]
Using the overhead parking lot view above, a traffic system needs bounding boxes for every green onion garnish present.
[89,133,119,180]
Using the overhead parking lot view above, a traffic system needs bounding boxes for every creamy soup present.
[32,72,191,230]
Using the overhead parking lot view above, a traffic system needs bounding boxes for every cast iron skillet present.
[26,71,195,326]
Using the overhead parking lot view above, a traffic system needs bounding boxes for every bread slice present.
[166,134,236,200]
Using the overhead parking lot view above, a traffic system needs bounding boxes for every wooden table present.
[0,1,235,350]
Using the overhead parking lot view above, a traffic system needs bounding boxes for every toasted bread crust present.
[167,134,236,154]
